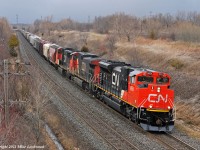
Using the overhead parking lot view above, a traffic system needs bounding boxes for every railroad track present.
[150,132,197,150]
[17,32,140,150]
[120,116,197,150]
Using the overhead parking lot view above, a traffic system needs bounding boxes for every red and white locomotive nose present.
[146,84,173,111]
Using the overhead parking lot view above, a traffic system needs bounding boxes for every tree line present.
[29,11,200,43]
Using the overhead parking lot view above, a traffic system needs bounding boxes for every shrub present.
[169,58,184,69]
[9,48,18,57]
[81,45,89,52]
[175,22,200,43]
[169,32,176,41]
[149,30,156,40]
[8,34,19,49]
[99,51,107,56]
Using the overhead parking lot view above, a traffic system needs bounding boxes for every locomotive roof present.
[112,65,157,76]
[64,49,74,54]
[83,57,102,65]
[30,35,40,39]
[78,52,97,57]
[34,37,41,42]
[100,60,130,73]
[100,60,128,66]
[50,44,60,49]
[71,52,98,59]
[63,47,75,51]
[113,66,123,72]
[63,48,79,54]
[129,68,156,76]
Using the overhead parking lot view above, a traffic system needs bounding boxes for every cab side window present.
[130,76,135,84]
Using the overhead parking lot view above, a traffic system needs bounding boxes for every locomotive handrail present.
[138,98,148,121]
[138,98,148,108]
[168,97,176,121]
[173,105,176,121]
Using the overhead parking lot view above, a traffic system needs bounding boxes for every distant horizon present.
[0,0,199,24]
[7,10,200,25]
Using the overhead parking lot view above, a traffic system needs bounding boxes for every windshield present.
[137,76,154,83]
[156,77,169,84]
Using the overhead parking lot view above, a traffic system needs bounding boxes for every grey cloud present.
[0,0,199,23]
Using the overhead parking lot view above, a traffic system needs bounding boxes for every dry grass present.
[175,98,200,139]
[44,105,78,150]
[42,128,57,150]
[175,121,200,139]
[176,100,200,126]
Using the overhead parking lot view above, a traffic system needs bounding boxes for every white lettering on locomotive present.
[147,94,168,103]
[112,73,119,86]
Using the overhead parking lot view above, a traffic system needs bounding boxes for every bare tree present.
[0,66,45,146]
[38,15,54,36]
[113,13,140,42]
[25,70,53,143]
[113,13,123,40]
[176,11,187,22]
[0,17,12,42]
[80,32,89,46]
[93,16,110,34]
[123,16,140,42]
[146,16,162,39]
[158,13,174,28]
[57,18,76,31]
[105,33,117,59]
[186,11,200,25]
[0,17,12,59]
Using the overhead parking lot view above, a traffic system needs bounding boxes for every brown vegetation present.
[0,65,49,147]
[0,18,12,60]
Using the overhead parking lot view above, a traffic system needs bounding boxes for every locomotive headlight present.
[149,105,153,108]
[168,106,170,109]
[157,87,161,93]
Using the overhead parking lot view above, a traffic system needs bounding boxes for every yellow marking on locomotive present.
[146,109,169,112]
[94,84,138,108]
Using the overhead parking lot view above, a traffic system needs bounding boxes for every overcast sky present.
[0,0,199,24]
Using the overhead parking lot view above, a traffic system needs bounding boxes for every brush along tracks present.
[17,32,140,150]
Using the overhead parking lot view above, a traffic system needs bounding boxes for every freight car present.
[43,43,51,60]
[20,30,175,131]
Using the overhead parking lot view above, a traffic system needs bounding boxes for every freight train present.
[20,30,175,131]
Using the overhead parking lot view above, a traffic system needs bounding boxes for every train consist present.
[20,30,175,131]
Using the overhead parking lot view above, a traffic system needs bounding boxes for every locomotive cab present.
[128,71,175,131]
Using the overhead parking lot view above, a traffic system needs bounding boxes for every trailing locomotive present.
[20,30,175,131]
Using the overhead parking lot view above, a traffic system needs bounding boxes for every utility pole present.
[88,15,90,32]
[0,59,29,128]
[16,14,18,25]
[4,60,9,127]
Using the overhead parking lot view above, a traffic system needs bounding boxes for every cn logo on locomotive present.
[147,94,168,103]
